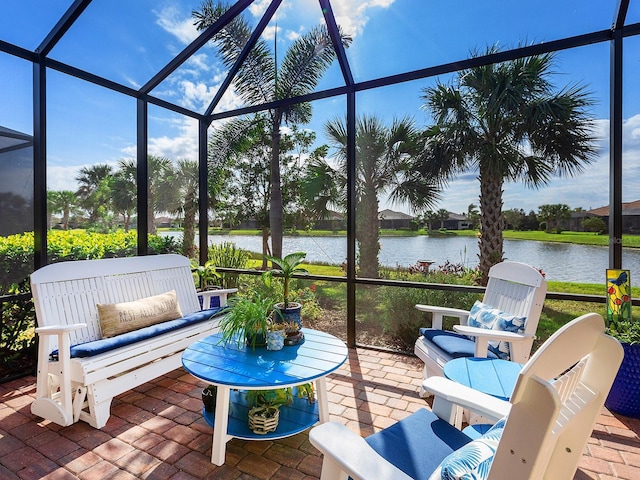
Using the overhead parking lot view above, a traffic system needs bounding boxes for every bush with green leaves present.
[377,268,481,351]
[207,242,250,289]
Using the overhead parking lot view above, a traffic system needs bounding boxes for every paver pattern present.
[1,347,639,479]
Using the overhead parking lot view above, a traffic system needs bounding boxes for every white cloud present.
[119,116,197,161]
[155,5,199,45]
[186,53,211,73]
[263,25,280,41]
[329,0,396,38]
[249,0,273,17]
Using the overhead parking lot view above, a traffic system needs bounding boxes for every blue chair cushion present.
[199,294,221,309]
[419,328,501,360]
[65,307,228,359]
[365,408,472,480]
[467,301,527,359]
[429,417,506,480]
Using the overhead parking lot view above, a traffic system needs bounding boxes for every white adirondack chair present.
[310,313,623,480]
[414,261,547,387]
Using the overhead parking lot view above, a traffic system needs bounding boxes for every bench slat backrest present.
[31,254,201,352]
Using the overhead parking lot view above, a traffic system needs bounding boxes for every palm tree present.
[304,115,441,278]
[148,155,180,235]
[111,159,136,232]
[193,1,351,259]
[172,159,199,258]
[75,164,113,225]
[419,47,596,284]
[48,190,78,230]
[436,208,450,229]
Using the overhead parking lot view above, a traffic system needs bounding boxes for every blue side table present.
[443,357,522,401]
[182,328,348,465]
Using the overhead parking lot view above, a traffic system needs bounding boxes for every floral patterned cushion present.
[466,301,526,359]
[429,417,506,480]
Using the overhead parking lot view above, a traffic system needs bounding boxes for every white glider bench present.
[30,254,236,429]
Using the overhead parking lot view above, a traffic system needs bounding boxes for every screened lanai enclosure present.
[1,1,639,380]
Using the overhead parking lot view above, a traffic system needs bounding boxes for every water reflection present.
[172,233,639,286]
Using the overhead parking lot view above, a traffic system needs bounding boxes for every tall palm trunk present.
[478,168,504,285]
[269,112,284,259]
[357,190,380,278]
[182,200,198,258]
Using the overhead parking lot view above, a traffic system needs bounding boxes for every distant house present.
[583,201,640,233]
[314,211,345,231]
[443,212,472,230]
[378,209,414,229]
[154,216,174,228]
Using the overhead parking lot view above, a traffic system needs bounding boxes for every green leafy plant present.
[262,252,308,308]
[245,388,293,410]
[219,292,275,349]
[208,242,250,289]
[245,383,315,411]
[607,320,640,345]
[193,260,220,290]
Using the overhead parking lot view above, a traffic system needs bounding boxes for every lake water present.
[169,233,640,286]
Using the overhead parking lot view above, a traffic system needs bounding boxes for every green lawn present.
[206,227,640,248]
[452,228,640,248]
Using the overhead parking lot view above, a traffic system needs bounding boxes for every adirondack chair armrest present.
[453,325,534,342]
[415,304,470,329]
[453,325,535,360]
[422,376,511,424]
[309,421,413,480]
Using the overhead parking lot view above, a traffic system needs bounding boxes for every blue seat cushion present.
[199,294,221,309]
[419,328,501,359]
[365,408,471,480]
[430,417,506,480]
[66,307,228,359]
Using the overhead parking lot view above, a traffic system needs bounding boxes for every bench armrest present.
[309,422,412,480]
[197,288,238,308]
[422,376,511,424]
[35,323,87,335]
[415,304,470,329]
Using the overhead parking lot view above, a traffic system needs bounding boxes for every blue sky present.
[1,0,639,215]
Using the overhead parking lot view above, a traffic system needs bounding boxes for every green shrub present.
[208,242,250,289]
[379,284,481,351]
[377,267,481,351]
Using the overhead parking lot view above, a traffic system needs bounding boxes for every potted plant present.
[202,385,218,412]
[262,252,308,329]
[244,383,316,434]
[245,387,293,434]
[266,320,286,351]
[219,292,276,349]
[605,319,640,418]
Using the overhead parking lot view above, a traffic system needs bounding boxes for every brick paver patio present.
[1,347,639,479]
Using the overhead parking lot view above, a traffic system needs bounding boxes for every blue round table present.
[182,328,348,465]
[443,357,522,401]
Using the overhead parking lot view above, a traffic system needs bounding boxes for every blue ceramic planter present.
[275,303,302,329]
[605,342,640,418]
